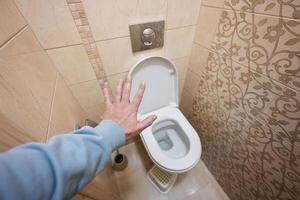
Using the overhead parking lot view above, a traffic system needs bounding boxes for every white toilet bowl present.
[129,56,201,173]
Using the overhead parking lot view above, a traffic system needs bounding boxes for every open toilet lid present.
[129,56,178,115]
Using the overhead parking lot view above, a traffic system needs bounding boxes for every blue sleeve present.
[0,120,125,200]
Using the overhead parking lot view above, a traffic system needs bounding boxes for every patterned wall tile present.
[185,2,300,199]
[202,0,300,20]
[249,15,300,92]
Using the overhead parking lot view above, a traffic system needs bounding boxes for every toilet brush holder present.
[112,151,128,171]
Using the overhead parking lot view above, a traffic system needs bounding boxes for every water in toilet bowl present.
[152,120,190,159]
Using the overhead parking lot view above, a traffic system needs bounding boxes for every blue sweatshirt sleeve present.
[0,120,125,200]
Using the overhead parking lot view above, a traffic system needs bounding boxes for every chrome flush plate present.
[129,21,164,52]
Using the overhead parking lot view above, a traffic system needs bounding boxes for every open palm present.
[101,76,157,141]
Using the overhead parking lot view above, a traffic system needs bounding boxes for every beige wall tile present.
[172,57,189,81]
[15,0,82,49]
[0,0,26,46]
[179,78,185,103]
[85,104,104,124]
[208,9,253,67]
[0,51,57,142]
[221,0,299,20]
[189,43,211,76]
[166,0,201,29]
[183,69,201,95]
[0,113,33,152]
[97,37,164,76]
[107,72,128,95]
[172,57,189,101]
[47,75,86,138]
[69,79,104,110]
[47,44,96,85]
[180,81,195,118]
[82,0,167,40]
[194,6,222,49]
[0,26,42,58]
[185,3,300,196]
[165,26,196,59]
[200,0,225,8]
[249,15,300,92]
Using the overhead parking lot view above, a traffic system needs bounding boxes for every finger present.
[132,82,145,108]
[121,76,132,103]
[102,81,114,106]
[137,115,157,131]
[115,78,124,102]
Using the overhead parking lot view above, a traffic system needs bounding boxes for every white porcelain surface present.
[129,56,178,115]
[141,106,201,173]
[129,56,201,173]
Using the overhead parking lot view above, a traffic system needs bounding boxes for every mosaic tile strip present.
[66,0,107,87]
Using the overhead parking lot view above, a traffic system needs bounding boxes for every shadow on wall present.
[184,0,300,200]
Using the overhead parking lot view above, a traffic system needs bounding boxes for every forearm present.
[0,120,125,200]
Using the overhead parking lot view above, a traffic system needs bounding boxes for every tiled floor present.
[111,140,229,200]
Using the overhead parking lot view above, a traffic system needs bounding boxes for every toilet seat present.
[129,56,201,173]
[140,106,201,173]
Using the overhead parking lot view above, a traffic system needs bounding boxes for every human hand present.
[101,76,157,141]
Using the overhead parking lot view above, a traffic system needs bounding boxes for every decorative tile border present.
[66,0,108,88]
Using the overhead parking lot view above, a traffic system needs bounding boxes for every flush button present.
[129,21,164,52]
[142,28,156,46]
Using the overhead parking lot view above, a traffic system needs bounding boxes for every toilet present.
[129,56,202,174]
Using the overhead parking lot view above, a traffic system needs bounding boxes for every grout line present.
[171,55,191,61]
[166,23,197,31]
[44,42,82,51]
[12,0,46,50]
[0,24,28,48]
[45,72,59,142]
[67,71,130,87]
[44,45,89,120]
[68,78,98,87]
[42,23,199,49]
[94,35,130,43]
[201,4,300,22]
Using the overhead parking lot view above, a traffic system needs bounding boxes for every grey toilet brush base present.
[112,152,128,171]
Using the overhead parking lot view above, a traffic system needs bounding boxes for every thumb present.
[137,115,157,131]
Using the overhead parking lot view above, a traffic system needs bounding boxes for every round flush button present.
[142,28,156,46]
